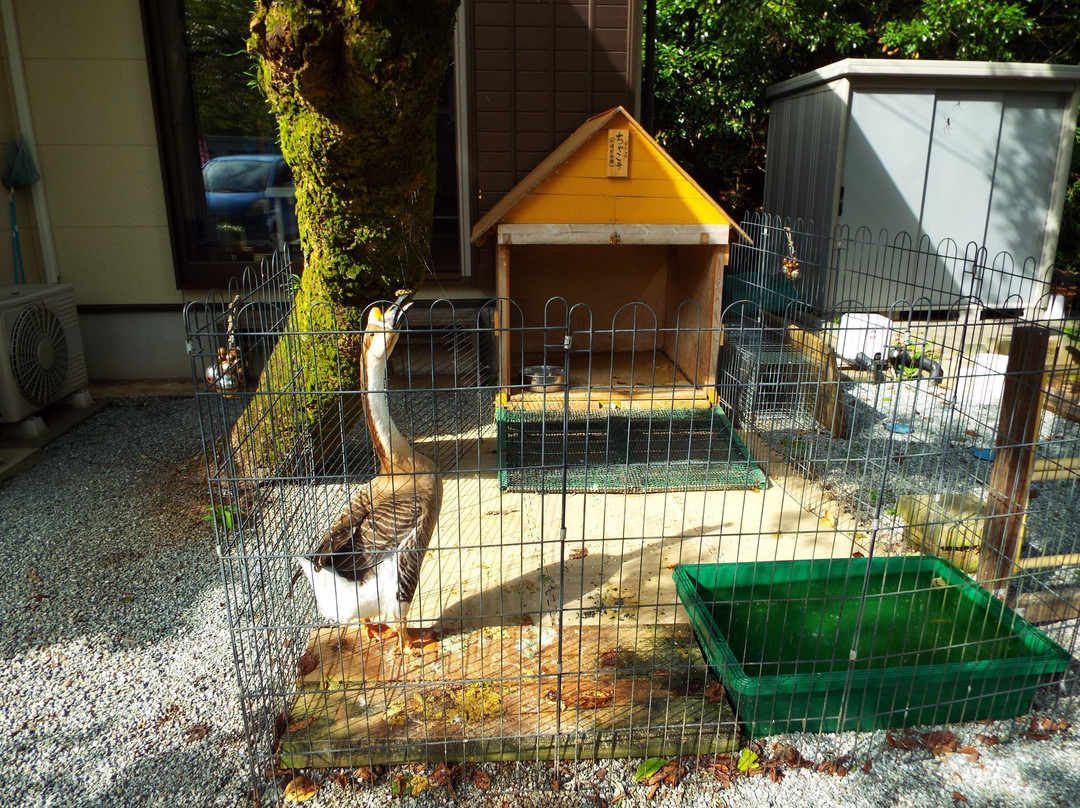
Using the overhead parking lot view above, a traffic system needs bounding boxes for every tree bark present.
[234,0,458,475]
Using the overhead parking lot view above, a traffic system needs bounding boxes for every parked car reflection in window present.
[203,154,299,257]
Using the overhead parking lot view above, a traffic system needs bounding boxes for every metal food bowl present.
[521,364,565,393]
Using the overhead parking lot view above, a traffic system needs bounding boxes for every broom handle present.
[10,188,25,284]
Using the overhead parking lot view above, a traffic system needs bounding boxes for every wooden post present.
[496,241,511,392]
[976,325,1049,593]
[708,244,726,390]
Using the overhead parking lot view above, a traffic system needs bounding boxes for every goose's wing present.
[310,488,382,582]
[391,473,443,605]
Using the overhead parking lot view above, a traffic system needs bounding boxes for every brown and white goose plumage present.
[294,295,442,655]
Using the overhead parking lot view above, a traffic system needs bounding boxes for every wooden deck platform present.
[504,351,712,411]
[279,623,739,768]
[277,413,857,769]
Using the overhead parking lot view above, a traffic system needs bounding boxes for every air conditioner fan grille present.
[10,303,69,406]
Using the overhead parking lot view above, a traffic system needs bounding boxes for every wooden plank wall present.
[471,0,641,287]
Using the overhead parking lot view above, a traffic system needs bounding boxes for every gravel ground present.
[3,396,1080,808]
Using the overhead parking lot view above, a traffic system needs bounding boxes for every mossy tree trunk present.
[235,0,459,475]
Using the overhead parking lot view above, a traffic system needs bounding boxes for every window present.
[142,0,297,288]
[143,0,466,289]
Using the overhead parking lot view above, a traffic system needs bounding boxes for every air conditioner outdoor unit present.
[0,283,88,423]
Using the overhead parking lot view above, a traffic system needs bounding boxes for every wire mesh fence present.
[185,217,1080,798]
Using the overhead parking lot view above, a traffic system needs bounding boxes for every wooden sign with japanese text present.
[607,128,629,177]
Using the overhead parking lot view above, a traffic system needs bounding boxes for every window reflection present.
[186,0,298,266]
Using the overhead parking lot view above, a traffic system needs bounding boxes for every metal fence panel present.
[186,225,1080,797]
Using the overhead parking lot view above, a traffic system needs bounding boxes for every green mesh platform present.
[497,407,767,493]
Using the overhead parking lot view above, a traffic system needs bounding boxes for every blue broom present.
[1,137,41,285]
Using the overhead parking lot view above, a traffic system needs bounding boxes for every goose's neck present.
[363,352,410,468]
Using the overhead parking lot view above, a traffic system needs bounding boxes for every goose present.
[294,294,442,656]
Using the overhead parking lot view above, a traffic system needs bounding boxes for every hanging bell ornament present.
[783,255,801,281]
[205,346,243,395]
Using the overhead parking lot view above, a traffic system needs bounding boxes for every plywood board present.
[504,350,711,411]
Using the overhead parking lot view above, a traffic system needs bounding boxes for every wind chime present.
[205,295,244,395]
[782,226,801,281]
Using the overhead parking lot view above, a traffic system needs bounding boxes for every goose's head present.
[363,292,412,364]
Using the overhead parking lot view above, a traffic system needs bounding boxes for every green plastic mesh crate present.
[496,406,767,493]
[674,555,1071,737]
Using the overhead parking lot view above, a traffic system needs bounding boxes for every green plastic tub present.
[673,556,1071,737]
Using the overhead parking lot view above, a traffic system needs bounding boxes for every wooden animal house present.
[471,107,746,413]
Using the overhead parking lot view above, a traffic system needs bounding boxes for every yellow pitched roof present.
[470,106,746,244]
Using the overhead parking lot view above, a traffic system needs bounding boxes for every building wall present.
[2,0,191,380]
[1,0,646,381]
[470,0,641,286]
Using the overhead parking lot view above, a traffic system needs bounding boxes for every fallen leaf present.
[862,759,873,773]
[1033,718,1071,733]
[635,757,669,783]
[953,791,967,803]
[469,764,491,791]
[737,748,759,772]
[298,653,319,676]
[781,746,813,769]
[429,762,456,796]
[704,681,727,703]
[976,734,1000,746]
[1023,731,1052,742]
[286,717,313,733]
[594,767,608,781]
[959,746,980,763]
[599,649,622,667]
[572,688,614,709]
[353,766,378,783]
[569,547,589,560]
[184,723,209,743]
[659,760,683,786]
[709,765,732,788]
[886,732,920,751]
[331,772,350,789]
[923,730,960,755]
[284,775,319,803]
[816,759,848,777]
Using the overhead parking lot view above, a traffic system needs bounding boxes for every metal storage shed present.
[763,59,1080,312]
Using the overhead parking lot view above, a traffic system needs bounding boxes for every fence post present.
[976,325,1049,594]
